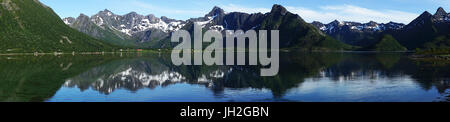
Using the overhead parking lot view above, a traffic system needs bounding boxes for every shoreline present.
[0,51,162,56]
[0,50,417,56]
[410,54,450,61]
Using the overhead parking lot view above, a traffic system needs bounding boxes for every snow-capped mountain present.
[185,6,265,32]
[75,9,185,34]
[433,7,450,22]
[62,5,349,49]
[63,17,75,25]
[312,20,405,34]
[63,9,186,45]
[311,20,405,46]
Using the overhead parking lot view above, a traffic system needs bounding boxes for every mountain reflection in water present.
[0,52,448,102]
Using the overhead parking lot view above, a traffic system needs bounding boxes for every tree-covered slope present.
[0,0,115,53]
[365,34,407,51]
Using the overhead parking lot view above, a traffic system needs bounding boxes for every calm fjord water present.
[0,52,449,102]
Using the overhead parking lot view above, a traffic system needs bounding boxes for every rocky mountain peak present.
[71,14,92,28]
[122,11,144,23]
[366,21,378,26]
[103,9,111,13]
[97,9,113,16]
[63,17,76,25]
[418,11,433,19]
[161,16,179,23]
[329,20,344,26]
[271,4,288,15]
[206,6,225,17]
[368,21,377,24]
[78,13,89,19]
[405,11,433,28]
[432,7,449,22]
[435,7,447,16]
[124,11,140,17]
[144,14,160,23]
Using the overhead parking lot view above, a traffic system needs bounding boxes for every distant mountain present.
[312,20,405,47]
[394,7,450,50]
[0,0,115,53]
[63,9,185,48]
[312,7,450,51]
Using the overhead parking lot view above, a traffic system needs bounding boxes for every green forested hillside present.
[365,34,407,51]
[0,0,116,53]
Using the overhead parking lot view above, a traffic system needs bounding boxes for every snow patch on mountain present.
[63,10,186,37]
[314,20,405,33]
[63,19,72,25]
[195,16,214,27]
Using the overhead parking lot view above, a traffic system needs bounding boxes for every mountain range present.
[63,4,450,51]
[1,0,449,53]
[63,5,350,50]
[63,9,186,48]
[312,7,450,50]
[311,20,405,47]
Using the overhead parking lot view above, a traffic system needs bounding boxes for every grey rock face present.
[185,6,265,33]
[64,10,186,45]
[63,17,75,25]
[432,7,450,22]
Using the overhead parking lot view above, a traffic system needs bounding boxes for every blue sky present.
[41,0,450,24]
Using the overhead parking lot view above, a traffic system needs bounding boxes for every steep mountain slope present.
[394,7,450,50]
[64,14,136,47]
[0,0,115,53]
[180,5,351,50]
[312,20,405,47]
[185,6,266,31]
[259,5,350,50]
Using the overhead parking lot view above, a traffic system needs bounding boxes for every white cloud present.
[221,4,271,14]
[220,4,419,24]
[312,5,419,24]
